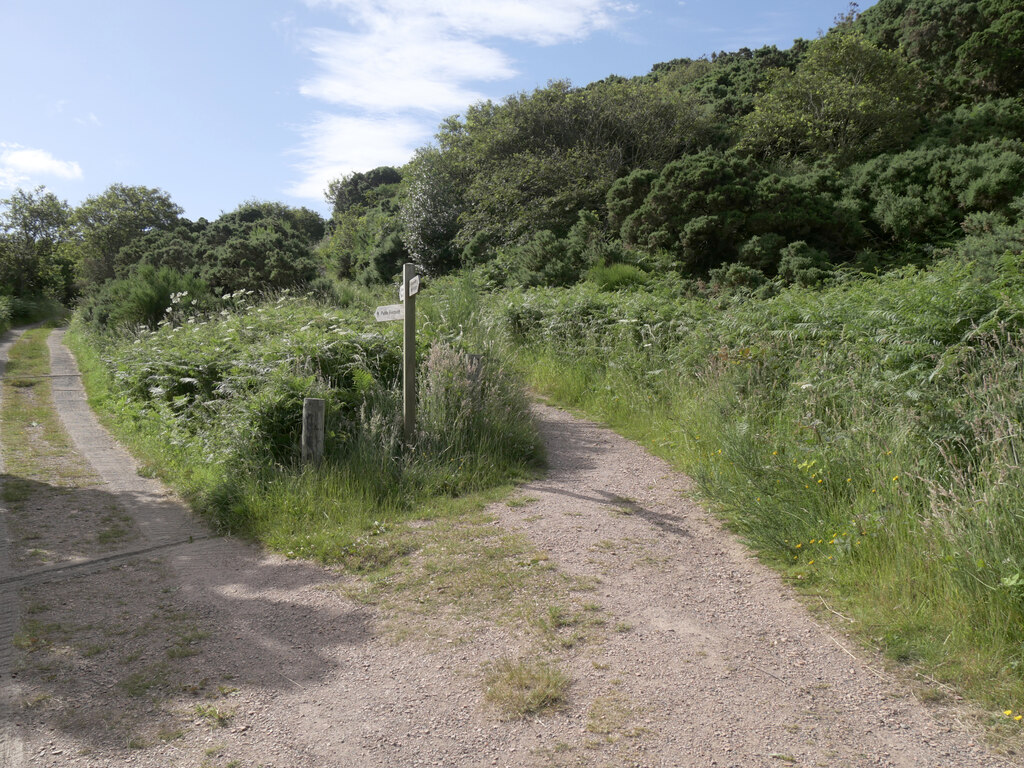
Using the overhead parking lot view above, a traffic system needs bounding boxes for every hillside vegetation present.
[4,0,1024,720]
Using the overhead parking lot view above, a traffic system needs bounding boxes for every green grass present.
[65,297,543,563]
[492,253,1024,723]
[483,656,569,718]
[0,327,94,483]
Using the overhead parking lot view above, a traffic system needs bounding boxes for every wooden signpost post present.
[375,263,420,445]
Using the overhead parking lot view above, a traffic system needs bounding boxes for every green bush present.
[0,295,12,334]
[77,264,213,331]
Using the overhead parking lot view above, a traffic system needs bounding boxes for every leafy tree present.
[325,166,402,216]
[739,31,922,163]
[400,146,467,275]
[857,0,1024,101]
[112,220,208,278]
[195,201,325,293]
[70,183,183,289]
[618,150,758,272]
[0,186,73,300]
[667,43,810,122]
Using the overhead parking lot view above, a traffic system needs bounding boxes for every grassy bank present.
[488,248,1024,718]
[67,292,543,567]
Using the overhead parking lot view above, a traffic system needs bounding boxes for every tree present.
[0,186,72,298]
[739,31,922,164]
[195,201,325,293]
[856,0,1024,101]
[325,166,402,216]
[71,183,183,289]
[399,147,467,275]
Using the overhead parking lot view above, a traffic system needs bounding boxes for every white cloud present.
[0,143,83,190]
[305,0,624,44]
[286,113,428,199]
[300,25,515,113]
[288,0,630,200]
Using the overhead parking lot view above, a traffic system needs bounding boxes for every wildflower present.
[1005,710,1013,716]
[796,543,802,549]
[1017,715,1022,722]
[892,476,899,482]
[808,560,814,565]
[846,478,851,482]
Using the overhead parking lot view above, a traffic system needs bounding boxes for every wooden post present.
[402,263,417,445]
[301,397,325,464]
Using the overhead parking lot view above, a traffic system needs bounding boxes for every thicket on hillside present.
[314,0,1023,292]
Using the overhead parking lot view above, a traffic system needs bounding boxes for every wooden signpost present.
[375,263,420,444]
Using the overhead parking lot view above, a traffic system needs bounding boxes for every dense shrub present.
[77,264,213,332]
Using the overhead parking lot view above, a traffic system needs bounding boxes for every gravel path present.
[0,330,1017,766]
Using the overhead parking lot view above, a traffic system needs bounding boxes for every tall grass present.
[68,290,542,566]
[493,250,1024,710]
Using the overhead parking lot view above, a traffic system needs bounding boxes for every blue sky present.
[1,0,871,220]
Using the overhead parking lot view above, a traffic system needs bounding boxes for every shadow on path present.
[3,470,371,754]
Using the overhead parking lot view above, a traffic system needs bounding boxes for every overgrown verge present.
[492,235,1024,717]
[67,292,543,565]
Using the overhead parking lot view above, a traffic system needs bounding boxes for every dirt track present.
[0,327,1017,767]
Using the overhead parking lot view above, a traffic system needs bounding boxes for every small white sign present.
[375,304,405,322]
[399,275,421,301]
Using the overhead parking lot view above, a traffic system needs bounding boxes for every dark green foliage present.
[620,150,756,272]
[70,184,184,290]
[857,0,1024,101]
[321,169,407,285]
[326,166,402,215]
[112,221,206,278]
[776,241,834,287]
[0,186,74,301]
[844,138,1024,246]
[739,30,923,163]
[77,264,213,331]
[198,215,321,294]
[942,98,1024,145]
[662,43,809,121]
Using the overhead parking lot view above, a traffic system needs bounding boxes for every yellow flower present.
[892,475,899,482]
[1016,715,1022,722]
[1005,710,1013,716]
[808,560,815,565]
[846,477,851,482]
[796,543,802,549]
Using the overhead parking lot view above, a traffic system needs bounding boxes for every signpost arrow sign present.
[374,304,405,322]
[398,275,420,301]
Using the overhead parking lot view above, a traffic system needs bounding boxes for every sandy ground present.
[0,327,1018,767]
